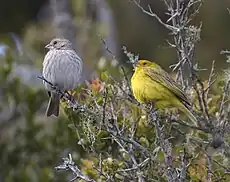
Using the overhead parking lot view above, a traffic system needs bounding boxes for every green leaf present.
[100,71,109,82]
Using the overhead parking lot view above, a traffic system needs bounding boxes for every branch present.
[205,152,213,181]
[106,128,151,157]
[98,34,116,60]
[179,148,187,181]
[218,78,230,121]
[220,50,230,55]
[149,110,178,181]
[116,158,150,173]
[37,76,86,112]
[99,36,138,104]
[172,118,210,133]
[205,60,216,99]
[122,46,139,65]
[130,0,180,33]
[55,154,96,182]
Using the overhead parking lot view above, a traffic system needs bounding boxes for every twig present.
[98,34,116,61]
[120,66,133,96]
[109,76,138,105]
[171,119,210,133]
[220,50,230,55]
[205,152,213,182]
[55,154,96,182]
[116,158,150,173]
[179,148,187,181]
[110,100,120,135]
[129,149,145,182]
[102,88,108,126]
[37,76,86,112]
[193,79,211,124]
[149,110,178,181]
[205,60,216,99]
[107,128,151,157]
[213,159,230,172]
[218,79,230,121]
[99,36,137,103]
[131,0,180,33]
[122,46,139,65]
[198,80,210,121]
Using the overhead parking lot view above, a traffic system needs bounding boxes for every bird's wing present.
[145,67,191,106]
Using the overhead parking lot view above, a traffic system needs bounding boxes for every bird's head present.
[45,38,72,50]
[134,60,159,70]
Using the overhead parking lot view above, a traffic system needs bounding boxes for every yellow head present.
[134,60,161,71]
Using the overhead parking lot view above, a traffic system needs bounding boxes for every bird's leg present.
[146,100,161,123]
[165,107,180,123]
[51,84,63,98]
[39,76,60,94]
[49,83,65,102]
[65,89,76,104]
[147,99,157,113]
[67,89,74,95]
[166,108,178,116]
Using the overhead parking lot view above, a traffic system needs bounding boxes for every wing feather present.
[144,67,190,106]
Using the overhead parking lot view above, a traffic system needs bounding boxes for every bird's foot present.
[145,100,157,112]
[65,91,75,103]
[38,76,60,93]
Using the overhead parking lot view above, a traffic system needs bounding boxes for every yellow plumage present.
[131,60,197,125]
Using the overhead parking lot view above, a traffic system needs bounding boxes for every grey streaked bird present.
[42,38,83,117]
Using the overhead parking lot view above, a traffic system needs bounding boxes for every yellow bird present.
[131,60,197,125]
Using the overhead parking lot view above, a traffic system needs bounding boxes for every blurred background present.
[0,0,230,181]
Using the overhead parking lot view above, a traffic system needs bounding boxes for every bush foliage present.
[1,0,230,182]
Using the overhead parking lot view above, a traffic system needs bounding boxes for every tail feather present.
[180,105,197,126]
[46,93,60,117]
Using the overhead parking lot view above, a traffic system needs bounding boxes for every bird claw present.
[145,99,157,112]
[66,93,74,102]
[52,86,61,94]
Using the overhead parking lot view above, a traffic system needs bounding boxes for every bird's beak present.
[132,61,139,70]
[45,43,51,49]
[133,61,140,67]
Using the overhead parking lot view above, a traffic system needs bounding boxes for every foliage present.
[0,50,84,182]
[2,0,230,182]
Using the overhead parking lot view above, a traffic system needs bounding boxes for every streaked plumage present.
[131,60,197,125]
[42,38,83,117]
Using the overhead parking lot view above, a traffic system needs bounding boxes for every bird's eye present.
[53,41,57,45]
[142,62,147,65]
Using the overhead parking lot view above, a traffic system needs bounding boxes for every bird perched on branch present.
[131,59,197,125]
[42,38,83,117]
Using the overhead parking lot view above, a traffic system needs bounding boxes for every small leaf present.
[100,71,109,82]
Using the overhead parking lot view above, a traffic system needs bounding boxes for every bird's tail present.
[46,92,60,117]
[180,105,197,126]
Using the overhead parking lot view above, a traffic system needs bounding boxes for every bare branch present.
[205,152,213,182]
[218,79,230,121]
[179,148,187,181]
[149,110,178,181]
[55,154,96,182]
[205,60,216,99]
[131,0,180,32]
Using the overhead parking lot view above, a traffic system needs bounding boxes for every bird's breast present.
[131,70,174,104]
[42,50,82,91]
[131,70,151,103]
